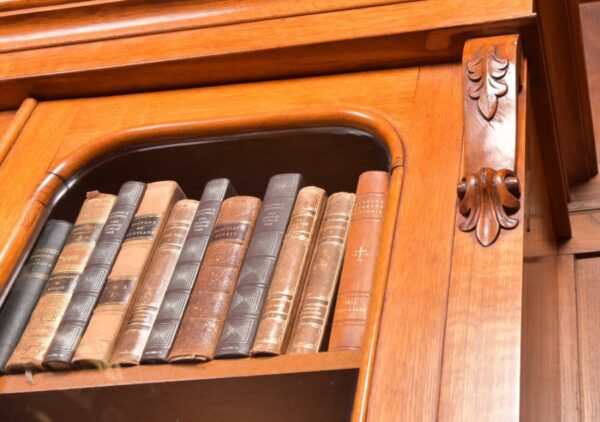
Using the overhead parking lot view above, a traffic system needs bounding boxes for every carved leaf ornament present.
[467,46,509,120]
[457,168,520,247]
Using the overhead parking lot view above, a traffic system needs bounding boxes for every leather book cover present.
[72,181,184,369]
[287,192,355,355]
[141,178,236,364]
[329,171,389,351]
[168,196,261,363]
[111,199,198,366]
[43,181,146,370]
[6,192,116,372]
[0,220,72,373]
[216,174,303,358]
[251,186,327,356]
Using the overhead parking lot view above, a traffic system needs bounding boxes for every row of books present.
[0,171,389,374]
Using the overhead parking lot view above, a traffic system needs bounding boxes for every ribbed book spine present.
[141,178,236,364]
[287,192,355,355]
[72,181,184,368]
[329,171,389,351]
[6,192,116,372]
[216,174,303,358]
[43,181,146,370]
[0,220,72,373]
[252,186,326,356]
[168,196,261,362]
[111,199,198,366]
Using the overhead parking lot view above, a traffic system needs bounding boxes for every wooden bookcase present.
[0,1,595,421]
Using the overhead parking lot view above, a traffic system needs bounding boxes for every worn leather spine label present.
[6,193,116,373]
[0,220,72,373]
[72,181,184,368]
[168,196,261,362]
[287,192,355,355]
[142,178,235,364]
[43,182,146,370]
[111,199,198,366]
[329,171,389,351]
[252,186,327,356]
[216,174,304,358]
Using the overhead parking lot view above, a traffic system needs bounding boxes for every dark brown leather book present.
[168,196,261,363]
[216,174,303,358]
[72,181,184,369]
[329,171,389,351]
[6,192,116,372]
[251,186,327,356]
[0,220,72,373]
[43,181,146,370]
[111,199,198,366]
[141,178,236,364]
[287,192,355,355]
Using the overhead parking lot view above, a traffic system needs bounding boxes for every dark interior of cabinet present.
[49,127,391,221]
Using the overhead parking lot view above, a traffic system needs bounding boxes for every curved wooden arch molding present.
[0,107,404,420]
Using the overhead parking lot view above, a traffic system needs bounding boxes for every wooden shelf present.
[0,351,360,421]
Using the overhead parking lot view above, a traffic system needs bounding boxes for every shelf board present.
[0,351,360,421]
[0,350,360,394]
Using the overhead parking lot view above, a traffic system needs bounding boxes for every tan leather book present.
[329,171,389,351]
[286,192,355,355]
[72,181,184,368]
[111,199,198,366]
[168,196,261,362]
[6,192,116,372]
[251,186,327,356]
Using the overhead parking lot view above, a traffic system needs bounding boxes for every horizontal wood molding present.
[559,210,600,255]
[0,1,534,111]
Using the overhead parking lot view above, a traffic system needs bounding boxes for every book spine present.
[72,181,184,368]
[251,186,326,356]
[168,196,261,362]
[329,171,389,351]
[216,174,303,358]
[110,199,198,366]
[43,181,146,370]
[6,192,116,372]
[141,178,236,364]
[0,220,72,373]
[286,192,355,355]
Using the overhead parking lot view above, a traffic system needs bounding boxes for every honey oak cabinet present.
[0,1,595,421]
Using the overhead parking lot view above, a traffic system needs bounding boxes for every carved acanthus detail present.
[457,168,520,247]
[466,45,509,120]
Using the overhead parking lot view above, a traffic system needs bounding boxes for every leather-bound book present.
[43,181,146,370]
[141,179,236,364]
[216,174,303,358]
[72,181,184,369]
[6,192,116,372]
[0,220,72,373]
[251,186,326,356]
[111,199,198,366]
[329,171,389,351]
[287,192,355,355]
[168,196,261,363]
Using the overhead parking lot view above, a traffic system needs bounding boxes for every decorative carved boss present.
[457,35,521,246]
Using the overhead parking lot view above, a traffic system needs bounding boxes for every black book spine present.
[0,220,72,373]
[215,173,304,358]
[43,181,146,370]
[141,178,236,364]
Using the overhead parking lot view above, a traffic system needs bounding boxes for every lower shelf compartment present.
[0,351,360,421]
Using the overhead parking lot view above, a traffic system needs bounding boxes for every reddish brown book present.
[329,171,389,351]
[111,199,198,366]
[168,196,261,362]
[6,192,116,373]
[286,192,355,355]
[72,181,184,368]
[251,186,327,356]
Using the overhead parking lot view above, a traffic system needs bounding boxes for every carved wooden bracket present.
[458,35,522,246]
